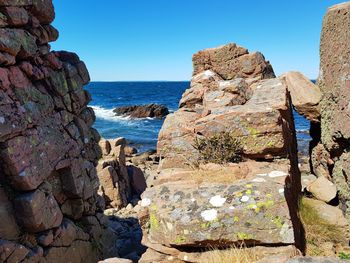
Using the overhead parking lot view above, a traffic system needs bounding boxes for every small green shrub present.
[193,131,243,164]
[339,252,350,260]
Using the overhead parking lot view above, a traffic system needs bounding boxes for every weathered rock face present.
[144,43,302,261]
[280,71,322,123]
[158,43,295,168]
[192,43,275,81]
[0,1,118,262]
[142,161,295,248]
[114,104,169,119]
[311,2,350,223]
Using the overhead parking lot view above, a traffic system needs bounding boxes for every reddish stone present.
[31,0,55,24]
[44,52,63,70]
[0,67,11,90]
[0,240,29,263]
[2,6,29,26]
[14,189,63,233]
[8,66,30,88]
[0,51,15,66]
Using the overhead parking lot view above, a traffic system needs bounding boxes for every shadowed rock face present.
[311,2,350,223]
[0,0,118,262]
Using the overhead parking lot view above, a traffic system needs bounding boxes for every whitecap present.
[91,105,131,122]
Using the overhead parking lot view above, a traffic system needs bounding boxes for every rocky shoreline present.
[0,1,350,263]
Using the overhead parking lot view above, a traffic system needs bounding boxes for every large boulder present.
[150,43,302,261]
[141,161,296,248]
[158,43,295,169]
[192,43,275,81]
[280,71,322,122]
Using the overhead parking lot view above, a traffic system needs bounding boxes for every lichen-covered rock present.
[158,52,295,168]
[150,43,302,260]
[0,0,118,261]
[140,160,300,249]
[314,2,350,225]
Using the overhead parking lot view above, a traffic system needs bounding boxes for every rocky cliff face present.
[313,2,350,223]
[0,1,117,262]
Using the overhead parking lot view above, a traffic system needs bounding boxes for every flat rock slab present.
[141,161,295,248]
[280,71,321,122]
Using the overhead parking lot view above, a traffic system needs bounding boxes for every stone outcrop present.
[98,137,147,209]
[114,104,169,119]
[280,71,322,123]
[0,0,118,262]
[142,43,302,262]
[157,43,295,168]
[311,2,350,224]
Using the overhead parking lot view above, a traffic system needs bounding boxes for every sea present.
[85,82,311,155]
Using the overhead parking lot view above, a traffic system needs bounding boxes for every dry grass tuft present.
[189,163,249,184]
[300,197,345,256]
[201,246,259,263]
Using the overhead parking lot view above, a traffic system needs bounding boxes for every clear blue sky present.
[51,0,346,81]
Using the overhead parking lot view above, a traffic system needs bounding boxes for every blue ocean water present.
[85,82,311,154]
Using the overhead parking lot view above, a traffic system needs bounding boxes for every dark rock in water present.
[113,104,169,119]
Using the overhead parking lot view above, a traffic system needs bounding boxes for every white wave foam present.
[91,105,131,122]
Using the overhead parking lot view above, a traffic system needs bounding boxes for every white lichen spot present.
[166,222,173,231]
[257,173,268,177]
[278,188,285,194]
[240,195,250,203]
[191,198,196,202]
[203,70,215,78]
[0,116,5,124]
[229,206,235,210]
[183,255,189,261]
[167,256,174,261]
[280,223,294,243]
[252,177,266,183]
[209,195,226,207]
[268,171,288,178]
[84,138,89,144]
[183,229,189,235]
[19,171,26,177]
[140,198,151,207]
[201,209,218,221]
